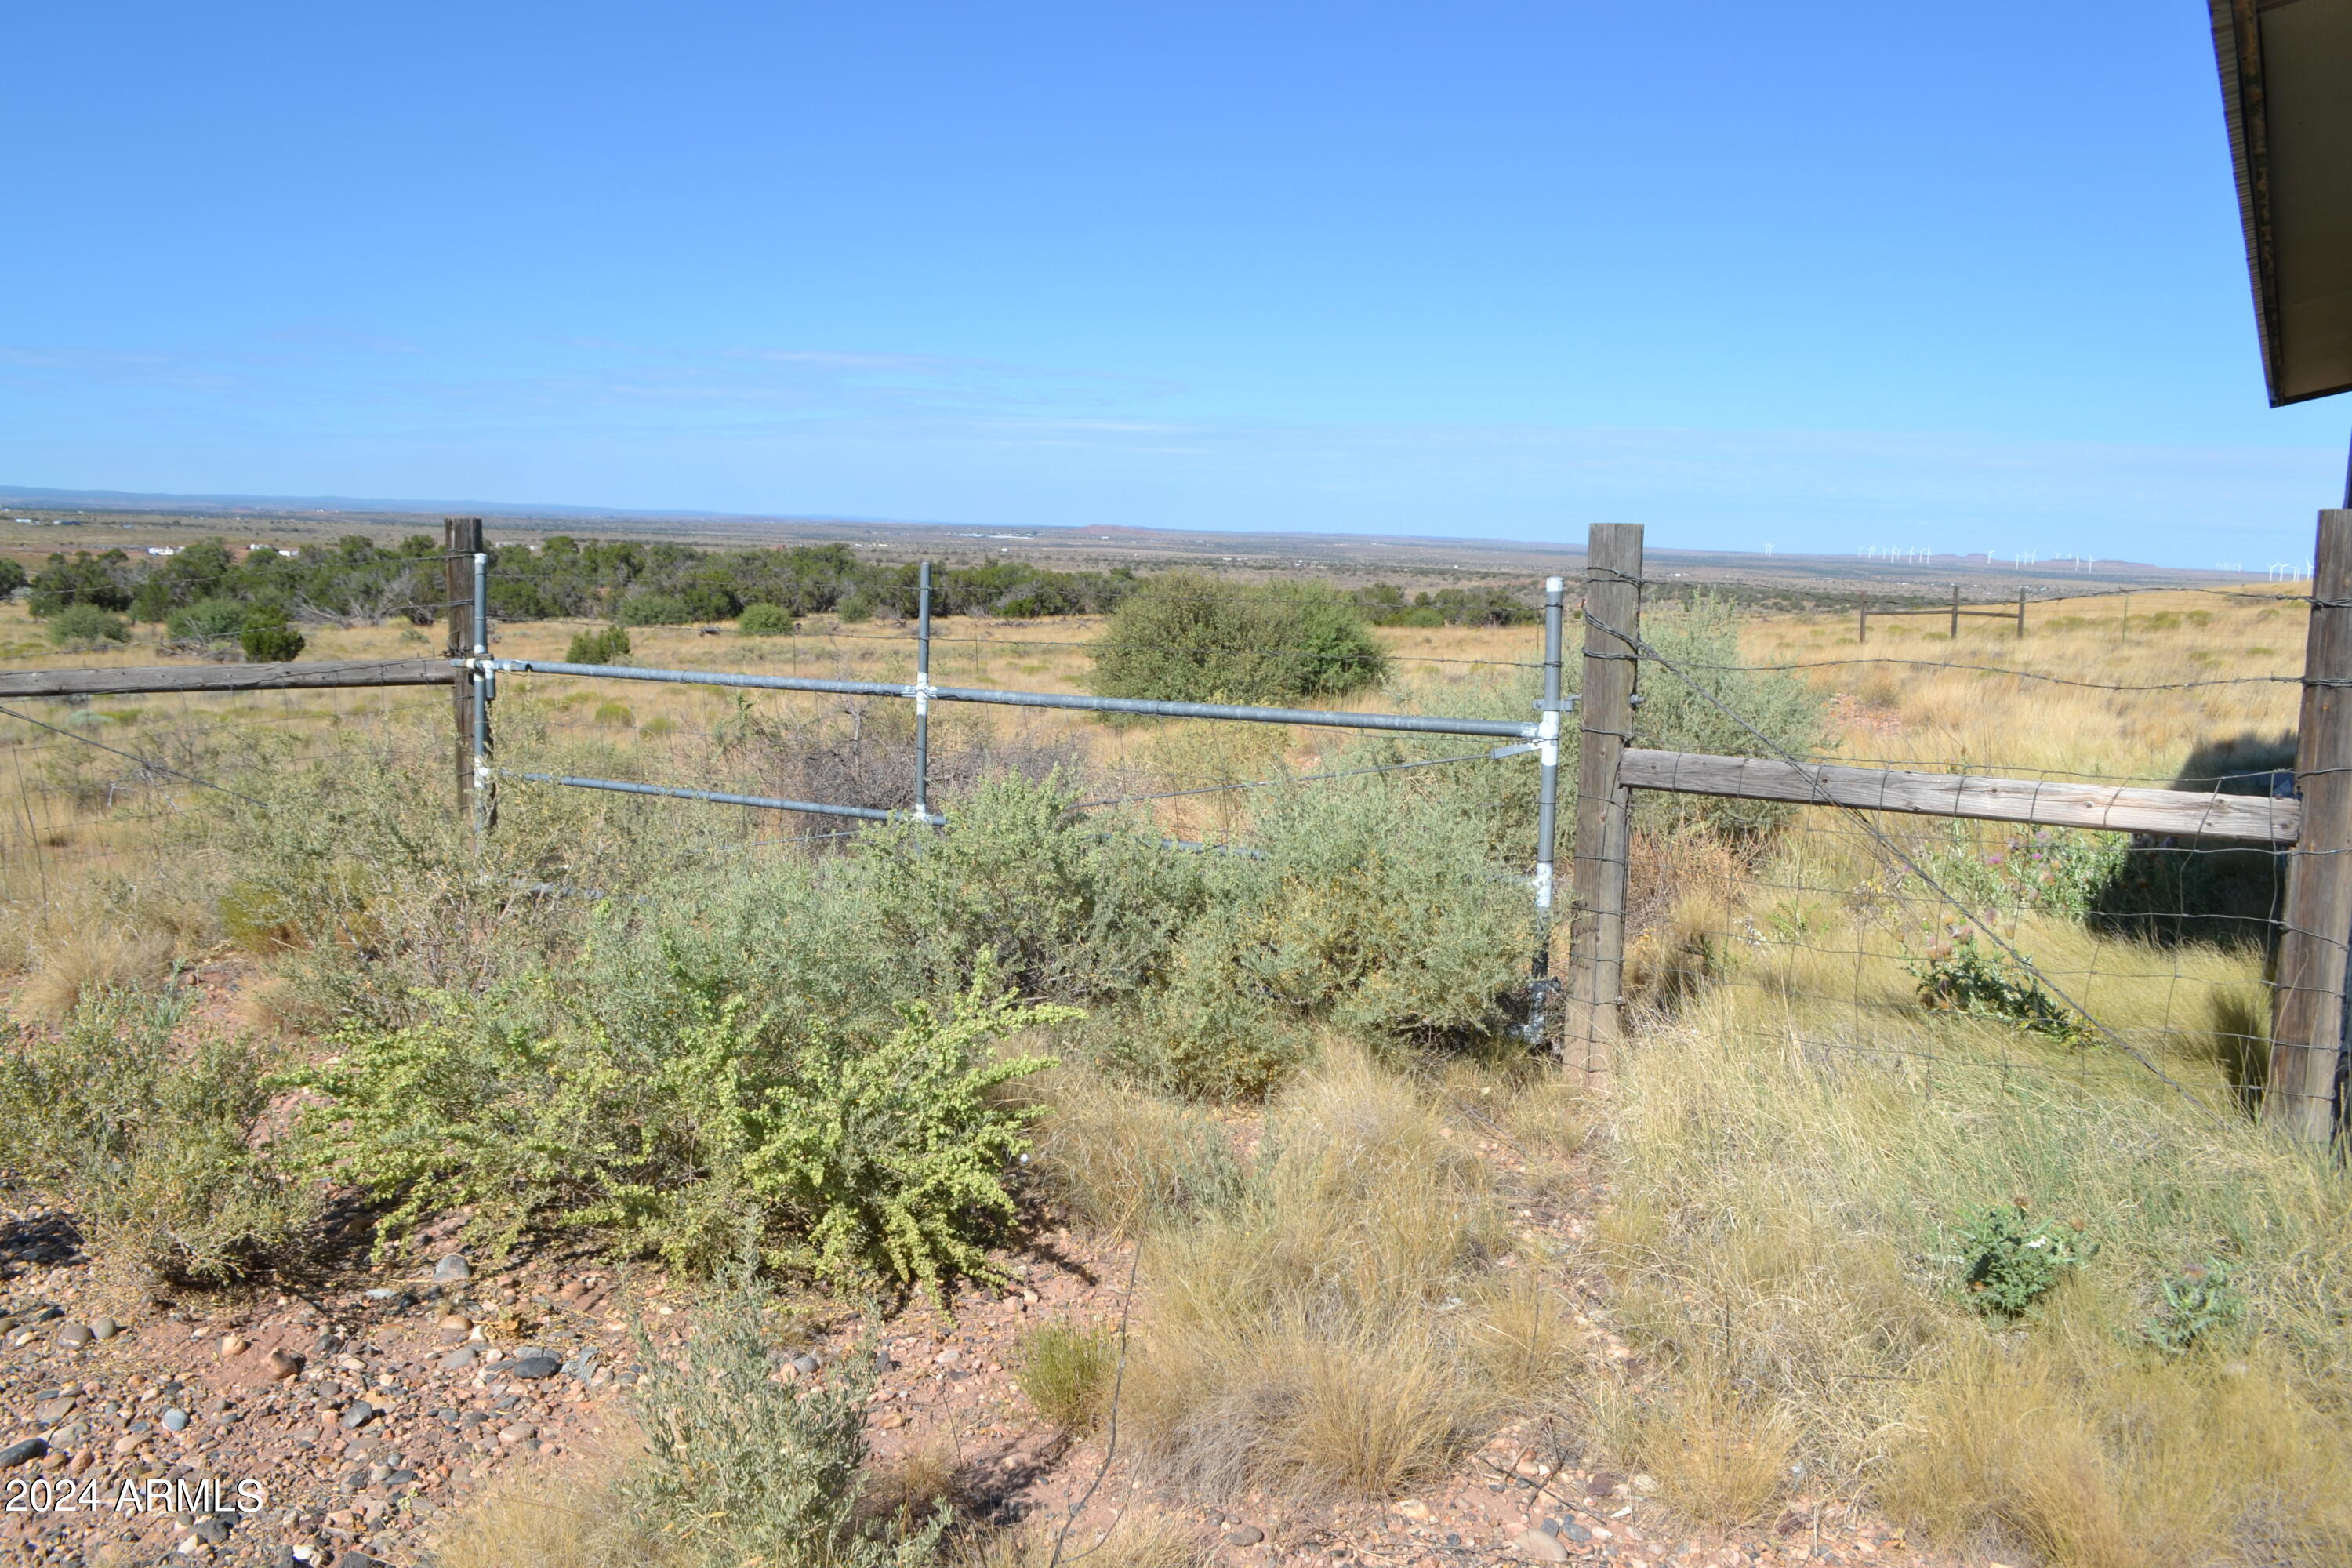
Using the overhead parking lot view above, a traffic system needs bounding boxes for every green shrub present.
[1089,572,1389,705]
[626,1280,943,1566]
[1956,1203,2091,1318]
[1910,929,2088,1043]
[1921,822,2125,919]
[0,989,317,1285]
[276,964,1069,1291]
[849,775,1213,1005]
[165,597,248,642]
[47,602,130,647]
[617,592,697,626]
[2143,1259,2247,1354]
[239,604,305,662]
[1017,1323,1115,1429]
[567,625,633,664]
[739,602,798,637]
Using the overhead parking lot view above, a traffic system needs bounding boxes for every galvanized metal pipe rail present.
[478,658,1546,740]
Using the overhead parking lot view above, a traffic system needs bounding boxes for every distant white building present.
[145,546,176,557]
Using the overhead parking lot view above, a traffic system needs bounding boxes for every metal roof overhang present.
[2212,0,2352,406]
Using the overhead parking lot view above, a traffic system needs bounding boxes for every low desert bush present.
[238,604,305,662]
[1017,1322,1116,1430]
[566,624,633,664]
[1089,572,1388,705]
[625,1282,945,1566]
[849,775,1213,1006]
[165,597,247,642]
[0,988,317,1286]
[739,602,798,636]
[278,964,1066,1291]
[47,602,130,646]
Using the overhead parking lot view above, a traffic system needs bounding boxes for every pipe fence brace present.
[466,558,1577,1022]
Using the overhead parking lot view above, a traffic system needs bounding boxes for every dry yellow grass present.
[1122,1047,1544,1500]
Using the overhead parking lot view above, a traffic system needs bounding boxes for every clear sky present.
[5,2,2344,565]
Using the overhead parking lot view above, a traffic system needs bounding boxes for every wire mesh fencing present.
[1589,568,2321,1131]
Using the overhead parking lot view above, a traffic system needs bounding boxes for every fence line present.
[6,513,2346,1139]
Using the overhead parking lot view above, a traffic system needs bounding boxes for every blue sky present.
[4,2,2343,565]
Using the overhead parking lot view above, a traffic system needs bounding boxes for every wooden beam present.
[0,659,455,700]
[1619,748,2301,844]
[2269,508,2352,1142]
[1564,523,1641,1080]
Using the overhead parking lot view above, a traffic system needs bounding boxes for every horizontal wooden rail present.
[1620,748,2301,843]
[0,659,456,699]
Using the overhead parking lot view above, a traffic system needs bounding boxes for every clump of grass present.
[431,1444,652,1568]
[958,1514,1202,1568]
[1586,951,2352,1563]
[1018,1063,1243,1235]
[1584,1373,1795,1530]
[1123,1047,1508,1498]
[1018,1322,1115,1430]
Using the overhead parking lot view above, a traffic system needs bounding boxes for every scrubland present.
[0,581,2343,1567]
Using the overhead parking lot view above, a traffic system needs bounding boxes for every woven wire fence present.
[1609,575,2310,1123]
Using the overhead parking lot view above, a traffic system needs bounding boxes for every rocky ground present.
[0,1208,1983,1568]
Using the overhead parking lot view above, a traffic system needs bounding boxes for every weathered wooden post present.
[445,517,483,820]
[1564,523,1642,1080]
[1948,584,1959,640]
[2270,510,2352,1142]
[1858,593,1867,644]
[2016,588,2027,639]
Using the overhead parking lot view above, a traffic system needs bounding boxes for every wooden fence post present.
[2016,589,2026,639]
[445,517,483,820]
[1564,523,1642,1080]
[1858,593,1867,644]
[1949,584,1959,640]
[2270,509,2352,1142]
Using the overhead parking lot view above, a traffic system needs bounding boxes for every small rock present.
[1224,1525,1265,1546]
[509,1355,561,1380]
[1559,1521,1593,1542]
[162,1408,189,1433]
[339,1401,376,1431]
[33,1398,74,1424]
[791,1353,821,1375]
[437,1313,472,1344]
[0,1438,47,1468]
[441,1346,478,1372]
[1585,1472,1624,1499]
[220,1334,249,1358]
[267,1348,305,1381]
[1631,1472,1657,1496]
[89,1316,118,1341]
[498,1422,537,1446]
[1394,1499,1432,1522]
[54,1323,92,1348]
[1513,1527,1571,1562]
[362,1287,401,1303]
[434,1254,471,1284]
[194,1515,231,1544]
[933,1347,963,1368]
